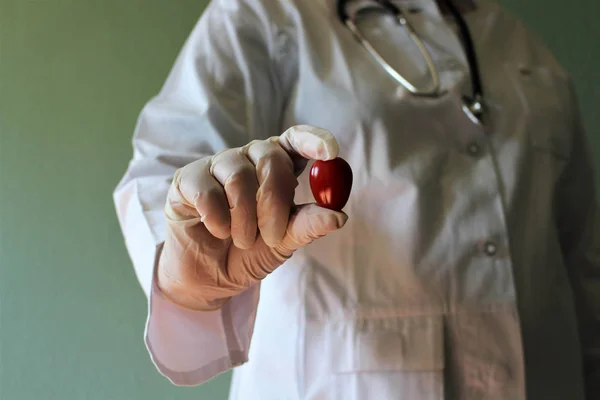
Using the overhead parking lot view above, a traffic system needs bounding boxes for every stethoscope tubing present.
[337,0,485,124]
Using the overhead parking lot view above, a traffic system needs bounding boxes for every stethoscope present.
[337,0,485,126]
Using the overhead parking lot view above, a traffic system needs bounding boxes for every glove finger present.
[167,158,231,240]
[246,139,297,248]
[276,203,348,256]
[211,148,259,250]
[278,125,340,175]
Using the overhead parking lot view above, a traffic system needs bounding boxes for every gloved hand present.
[156,125,348,311]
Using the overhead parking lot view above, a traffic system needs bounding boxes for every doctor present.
[113,0,600,398]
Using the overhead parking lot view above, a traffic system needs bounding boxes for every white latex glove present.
[157,125,348,311]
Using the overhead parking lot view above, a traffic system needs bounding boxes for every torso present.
[230,1,585,398]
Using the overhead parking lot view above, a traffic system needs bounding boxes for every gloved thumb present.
[276,203,348,256]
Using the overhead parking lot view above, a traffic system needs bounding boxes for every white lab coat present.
[113,0,600,398]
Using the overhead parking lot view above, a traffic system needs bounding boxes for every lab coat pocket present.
[329,314,445,400]
[503,63,572,161]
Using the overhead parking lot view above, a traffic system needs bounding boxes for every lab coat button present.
[467,142,481,156]
[483,241,497,256]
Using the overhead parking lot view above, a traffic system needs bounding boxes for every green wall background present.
[1,1,598,399]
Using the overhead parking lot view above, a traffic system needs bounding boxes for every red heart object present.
[309,157,353,211]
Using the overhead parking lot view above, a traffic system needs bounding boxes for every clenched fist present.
[157,125,348,311]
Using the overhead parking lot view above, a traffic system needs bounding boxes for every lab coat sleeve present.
[556,81,600,398]
[113,0,288,386]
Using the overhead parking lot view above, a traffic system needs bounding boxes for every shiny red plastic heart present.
[309,157,353,211]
